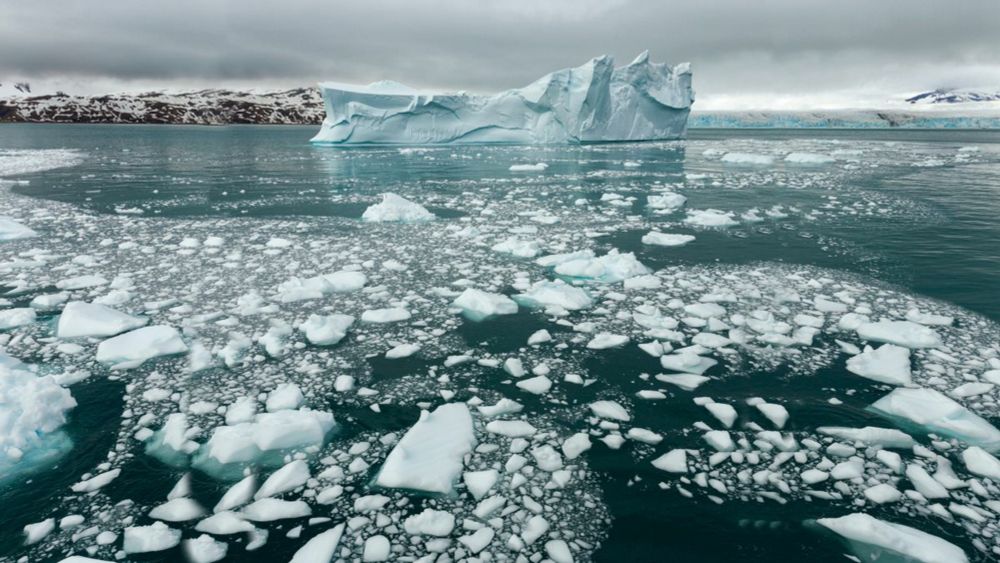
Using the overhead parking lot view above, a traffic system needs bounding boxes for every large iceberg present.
[311,52,692,145]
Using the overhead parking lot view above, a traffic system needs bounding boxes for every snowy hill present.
[906,88,1000,104]
[0,88,324,124]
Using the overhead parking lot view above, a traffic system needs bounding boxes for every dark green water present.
[0,125,999,563]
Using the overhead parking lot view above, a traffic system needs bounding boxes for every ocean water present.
[0,125,999,562]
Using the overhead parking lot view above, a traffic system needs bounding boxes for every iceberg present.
[311,52,692,145]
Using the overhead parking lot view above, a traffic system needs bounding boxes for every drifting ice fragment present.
[95,326,188,367]
[869,387,1000,452]
[642,232,695,247]
[0,216,37,241]
[452,288,518,321]
[122,522,181,554]
[856,321,941,349]
[846,344,912,386]
[554,250,650,283]
[361,193,435,222]
[815,513,967,563]
[375,403,476,494]
[515,280,593,311]
[57,301,147,338]
[289,524,345,563]
[312,53,692,145]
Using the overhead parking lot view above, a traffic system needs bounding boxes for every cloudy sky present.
[2,0,998,108]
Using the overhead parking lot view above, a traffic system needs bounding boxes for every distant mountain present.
[906,88,1000,104]
[0,88,324,124]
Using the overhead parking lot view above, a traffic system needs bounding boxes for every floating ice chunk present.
[241,499,311,521]
[1,357,76,470]
[756,402,788,428]
[651,449,688,473]
[122,522,181,554]
[704,402,736,428]
[589,400,630,421]
[961,446,1000,480]
[276,272,366,301]
[386,343,420,359]
[452,288,518,321]
[641,231,695,247]
[784,152,834,164]
[864,483,902,504]
[298,314,354,346]
[463,469,499,499]
[509,163,548,172]
[683,303,726,318]
[554,249,650,283]
[856,321,941,349]
[816,427,915,448]
[197,409,335,468]
[70,468,120,493]
[376,403,476,494]
[815,513,967,563]
[627,428,663,444]
[492,237,542,258]
[95,326,188,367]
[703,430,734,452]
[56,275,108,290]
[869,387,1000,452]
[951,382,993,398]
[361,308,411,323]
[266,383,304,412]
[656,372,711,391]
[57,301,147,338]
[647,193,687,210]
[516,375,552,395]
[562,433,592,459]
[485,420,536,437]
[182,535,227,563]
[0,308,36,329]
[361,193,435,222]
[514,280,593,311]
[290,524,345,563]
[586,333,629,349]
[459,527,494,554]
[255,459,310,499]
[23,518,55,545]
[546,540,574,563]
[149,498,206,522]
[720,152,774,165]
[660,353,718,375]
[536,250,595,268]
[196,511,254,535]
[0,216,38,241]
[404,509,455,536]
[905,308,953,326]
[846,344,912,386]
[527,329,552,345]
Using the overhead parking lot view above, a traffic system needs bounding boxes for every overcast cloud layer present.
[2,0,998,108]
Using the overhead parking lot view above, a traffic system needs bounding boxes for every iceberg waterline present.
[311,52,692,145]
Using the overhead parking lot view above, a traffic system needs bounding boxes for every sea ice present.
[869,387,1000,452]
[122,522,181,554]
[683,209,738,227]
[845,344,912,386]
[452,288,518,321]
[361,193,435,222]
[514,280,593,311]
[56,301,147,338]
[553,250,650,283]
[0,216,37,241]
[375,403,476,494]
[856,321,941,349]
[641,231,695,247]
[298,314,354,346]
[815,513,967,563]
[0,356,76,470]
[289,524,345,563]
[95,325,188,367]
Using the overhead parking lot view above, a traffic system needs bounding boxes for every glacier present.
[311,52,692,145]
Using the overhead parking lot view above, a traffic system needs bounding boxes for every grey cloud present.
[2,0,998,105]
